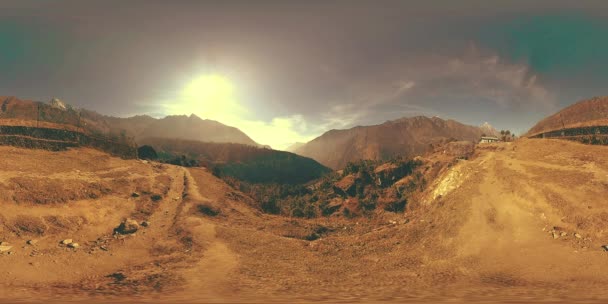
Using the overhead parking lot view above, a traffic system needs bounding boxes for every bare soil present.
[1,139,608,303]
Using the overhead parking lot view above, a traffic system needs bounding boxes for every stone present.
[0,241,9,246]
[560,232,567,237]
[115,218,139,235]
[61,239,73,245]
[131,192,140,198]
[141,221,150,227]
[0,245,12,252]
[333,174,357,197]
[574,233,582,239]
[602,245,608,252]
[68,243,80,249]
[552,232,559,239]
[27,240,38,245]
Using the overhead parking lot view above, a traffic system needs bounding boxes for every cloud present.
[154,47,556,150]
[309,48,556,131]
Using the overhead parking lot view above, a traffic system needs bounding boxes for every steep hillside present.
[527,96,608,136]
[139,137,331,184]
[294,116,487,169]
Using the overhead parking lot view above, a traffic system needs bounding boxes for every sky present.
[1,0,608,149]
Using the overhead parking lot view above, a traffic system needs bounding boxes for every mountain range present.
[293,116,498,169]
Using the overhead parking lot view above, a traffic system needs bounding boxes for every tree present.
[137,145,158,160]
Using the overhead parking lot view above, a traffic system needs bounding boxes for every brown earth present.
[1,139,608,303]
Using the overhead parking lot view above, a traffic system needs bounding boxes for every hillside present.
[294,116,492,169]
[1,139,608,302]
[107,114,260,147]
[139,137,331,184]
[527,96,608,136]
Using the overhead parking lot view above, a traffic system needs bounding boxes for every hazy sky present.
[2,0,608,149]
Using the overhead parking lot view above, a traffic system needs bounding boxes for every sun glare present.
[179,74,245,120]
[183,74,234,102]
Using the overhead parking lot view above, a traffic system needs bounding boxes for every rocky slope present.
[294,116,491,169]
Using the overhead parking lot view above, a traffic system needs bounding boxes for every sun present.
[183,74,234,102]
[179,74,246,120]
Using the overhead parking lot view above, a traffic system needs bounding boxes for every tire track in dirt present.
[171,169,239,300]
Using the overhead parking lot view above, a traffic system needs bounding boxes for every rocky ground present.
[0,139,608,303]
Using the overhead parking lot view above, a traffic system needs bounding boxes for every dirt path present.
[446,141,608,292]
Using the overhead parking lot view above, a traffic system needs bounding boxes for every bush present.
[137,145,158,160]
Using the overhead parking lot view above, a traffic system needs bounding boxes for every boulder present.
[61,239,73,245]
[26,240,38,245]
[68,242,80,249]
[602,245,608,252]
[115,218,139,235]
[574,233,582,239]
[141,221,150,227]
[0,245,12,252]
[333,175,357,197]
[131,192,140,198]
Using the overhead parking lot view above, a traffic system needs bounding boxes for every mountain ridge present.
[294,115,495,169]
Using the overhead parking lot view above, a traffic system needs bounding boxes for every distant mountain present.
[285,142,305,152]
[479,122,500,137]
[526,96,608,136]
[107,114,260,147]
[140,137,331,184]
[294,116,487,169]
[1,96,260,147]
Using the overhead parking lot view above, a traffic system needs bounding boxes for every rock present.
[131,192,140,198]
[333,174,357,197]
[141,221,150,227]
[552,232,559,239]
[374,163,400,187]
[0,245,12,252]
[560,232,567,237]
[115,218,139,235]
[68,243,80,249]
[574,233,582,239]
[61,239,73,245]
[602,245,608,252]
[100,246,109,251]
